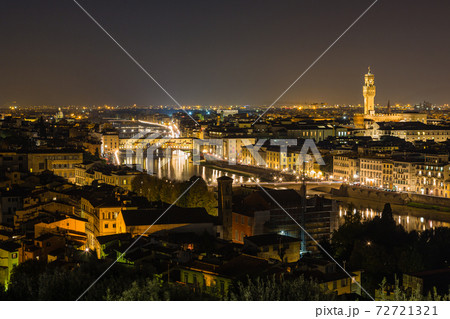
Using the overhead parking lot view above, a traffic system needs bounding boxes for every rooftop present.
[0,241,21,252]
[377,121,450,131]
[121,206,212,226]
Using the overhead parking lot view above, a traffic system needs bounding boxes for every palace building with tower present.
[353,67,427,128]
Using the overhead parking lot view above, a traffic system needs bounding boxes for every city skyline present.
[1,0,449,107]
[3,0,450,308]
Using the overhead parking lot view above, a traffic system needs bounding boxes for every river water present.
[151,154,450,233]
[337,202,450,233]
[151,154,251,184]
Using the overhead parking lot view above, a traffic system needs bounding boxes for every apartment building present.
[0,242,20,289]
[360,157,384,187]
[334,151,450,197]
[27,150,83,183]
[382,162,394,189]
[81,185,138,251]
[284,124,348,142]
[372,122,450,142]
[240,144,316,177]
[101,131,119,155]
[0,152,27,172]
[414,155,450,197]
[265,146,299,172]
[392,160,417,192]
[333,154,359,182]
[75,162,141,191]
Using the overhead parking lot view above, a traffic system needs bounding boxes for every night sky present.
[1,0,449,107]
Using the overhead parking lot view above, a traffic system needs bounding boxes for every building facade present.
[27,150,83,183]
[333,154,359,182]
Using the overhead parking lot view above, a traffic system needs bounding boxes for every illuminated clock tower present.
[363,67,376,115]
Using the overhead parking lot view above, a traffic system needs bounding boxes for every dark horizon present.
[1,0,449,107]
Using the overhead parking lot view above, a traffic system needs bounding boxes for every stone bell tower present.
[363,67,376,115]
[217,176,233,241]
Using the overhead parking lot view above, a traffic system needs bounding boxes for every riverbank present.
[333,184,450,210]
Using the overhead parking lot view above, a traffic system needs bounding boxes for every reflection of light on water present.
[202,166,206,181]
[157,158,162,178]
[149,153,248,184]
[338,205,448,233]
